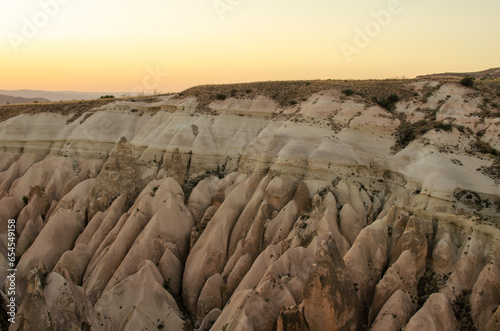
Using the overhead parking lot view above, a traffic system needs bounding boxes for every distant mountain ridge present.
[0,94,49,105]
[0,89,126,102]
[418,67,500,79]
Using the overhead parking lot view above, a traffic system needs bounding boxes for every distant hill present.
[0,89,126,102]
[418,67,500,79]
[0,94,49,105]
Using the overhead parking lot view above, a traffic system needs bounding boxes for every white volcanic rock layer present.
[0,82,499,330]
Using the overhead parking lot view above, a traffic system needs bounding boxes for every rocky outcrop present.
[14,179,94,302]
[42,269,98,330]
[369,250,417,325]
[0,80,499,330]
[471,263,500,330]
[9,263,51,331]
[94,261,184,330]
[370,290,416,331]
[302,235,359,330]
[16,186,49,256]
[82,177,189,304]
[403,293,457,330]
[486,307,500,331]
[87,136,141,219]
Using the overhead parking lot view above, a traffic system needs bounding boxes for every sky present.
[0,0,499,93]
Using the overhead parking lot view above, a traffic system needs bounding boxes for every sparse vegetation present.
[387,93,400,103]
[300,230,316,248]
[182,167,226,204]
[433,122,453,131]
[393,119,455,151]
[162,278,171,292]
[460,77,475,87]
[454,190,492,211]
[417,267,450,308]
[373,93,400,111]
[342,88,354,96]
[317,186,332,197]
[394,122,417,149]
[0,304,9,331]
[452,290,476,331]
[472,139,498,156]
[175,79,417,112]
[480,158,500,184]
[150,186,159,197]
[215,93,226,100]
[372,94,400,111]
[193,215,212,238]
[0,98,123,123]
[99,95,115,99]
[473,107,500,119]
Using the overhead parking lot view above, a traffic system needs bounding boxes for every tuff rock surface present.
[0,79,499,330]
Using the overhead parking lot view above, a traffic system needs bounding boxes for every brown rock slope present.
[0,78,499,330]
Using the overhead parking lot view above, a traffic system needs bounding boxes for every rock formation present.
[0,78,499,330]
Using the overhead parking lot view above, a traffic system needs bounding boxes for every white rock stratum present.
[0,79,499,330]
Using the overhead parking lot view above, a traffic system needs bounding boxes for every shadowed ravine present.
[1,78,499,330]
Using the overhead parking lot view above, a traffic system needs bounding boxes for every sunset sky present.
[1,0,499,93]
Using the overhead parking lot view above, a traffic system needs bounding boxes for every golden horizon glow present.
[1,0,499,93]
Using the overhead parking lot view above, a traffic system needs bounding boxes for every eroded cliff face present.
[0,79,499,330]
